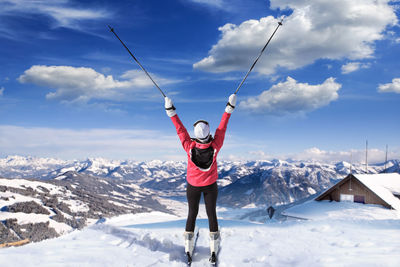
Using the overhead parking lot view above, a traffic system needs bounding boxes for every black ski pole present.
[233,18,283,95]
[108,25,167,98]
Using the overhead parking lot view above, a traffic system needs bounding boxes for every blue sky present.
[0,0,399,163]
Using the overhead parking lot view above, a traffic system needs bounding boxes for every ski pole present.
[108,25,167,98]
[233,18,283,95]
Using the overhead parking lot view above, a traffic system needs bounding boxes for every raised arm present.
[213,94,236,151]
[165,97,191,151]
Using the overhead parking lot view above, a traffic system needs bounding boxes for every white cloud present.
[378,78,400,93]
[0,87,4,96]
[194,0,397,74]
[1,124,397,163]
[287,147,395,164]
[290,147,353,163]
[239,76,341,115]
[18,65,177,103]
[341,62,371,74]
[187,0,225,9]
[0,0,110,38]
[0,0,109,28]
[225,146,399,164]
[341,62,360,74]
[0,125,185,161]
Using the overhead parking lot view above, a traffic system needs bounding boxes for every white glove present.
[164,97,176,117]
[225,94,237,113]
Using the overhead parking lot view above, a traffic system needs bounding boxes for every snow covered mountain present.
[2,155,397,181]
[0,156,70,179]
[0,172,172,244]
[218,160,367,208]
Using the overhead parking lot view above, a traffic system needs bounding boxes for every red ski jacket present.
[170,112,231,187]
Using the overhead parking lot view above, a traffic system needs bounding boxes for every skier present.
[164,94,236,264]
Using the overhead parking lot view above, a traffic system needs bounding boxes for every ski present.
[186,251,193,266]
[185,227,199,266]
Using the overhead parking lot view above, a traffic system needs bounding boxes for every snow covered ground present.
[1,202,400,267]
[282,200,400,221]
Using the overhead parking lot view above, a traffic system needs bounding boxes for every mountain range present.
[2,155,399,201]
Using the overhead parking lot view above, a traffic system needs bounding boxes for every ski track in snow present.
[1,207,400,267]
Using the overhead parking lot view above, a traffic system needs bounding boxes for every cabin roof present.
[353,173,400,210]
[316,173,400,210]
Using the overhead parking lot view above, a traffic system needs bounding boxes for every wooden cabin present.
[316,173,400,210]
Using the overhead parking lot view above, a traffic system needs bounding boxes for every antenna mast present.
[365,140,368,174]
[350,152,353,174]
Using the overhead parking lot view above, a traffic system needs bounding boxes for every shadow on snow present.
[124,218,262,229]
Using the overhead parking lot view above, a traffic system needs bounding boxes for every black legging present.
[185,182,218,232]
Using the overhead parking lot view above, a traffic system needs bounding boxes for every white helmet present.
[193,120,210,141]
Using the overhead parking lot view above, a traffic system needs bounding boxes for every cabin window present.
[340,194,354,202]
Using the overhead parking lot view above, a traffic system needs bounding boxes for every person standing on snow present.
[164,94,236,262]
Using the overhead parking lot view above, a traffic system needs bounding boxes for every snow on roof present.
[353,173,400,210]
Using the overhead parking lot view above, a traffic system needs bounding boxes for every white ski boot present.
[184,230,196,265]
[209,231,220,265]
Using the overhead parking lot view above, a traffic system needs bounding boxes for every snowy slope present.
[283,200,400,221]
[0,174,172,244]
[0,206,399,267]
